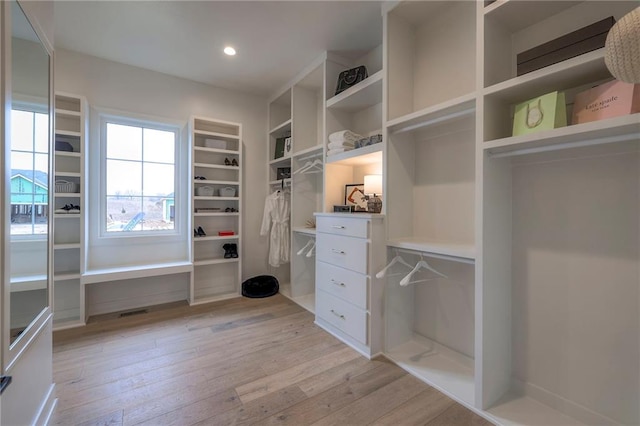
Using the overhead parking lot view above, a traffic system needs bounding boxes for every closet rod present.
[391,247,475,265]
[488,132,639,159]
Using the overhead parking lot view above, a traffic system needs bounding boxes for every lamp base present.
[367,195,382,214]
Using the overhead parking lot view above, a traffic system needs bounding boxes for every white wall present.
[54,49,270,314]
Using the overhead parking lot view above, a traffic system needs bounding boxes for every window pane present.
[106,123,142,161]
[35,153,49,181]
[106,196,143,232]
[11,151,33,179]
[34,112,49,153]
[107,159,142,196]
[11,110,34,151]
[142,197,174,231]
[11,195,33,235]
[143,163,174,198]
[143,128,174,164]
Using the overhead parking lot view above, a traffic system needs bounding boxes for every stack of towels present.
[327,130,362,156]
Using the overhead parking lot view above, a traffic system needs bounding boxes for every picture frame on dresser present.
[344,184,366,211]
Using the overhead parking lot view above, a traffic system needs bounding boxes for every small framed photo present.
[344,183,367,212]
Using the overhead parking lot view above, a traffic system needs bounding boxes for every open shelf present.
[386,337,475,407]
[55,272,81,281]
[55,108,81,118]
[193,179,239,185]
[193,235,239,241]
[193,129,240,140]
[484,1,581,32]
[269,178,291,187]
[293,145,323,159]
[269,156,291,166]
[326,143,383,166]
[55,171,81,178]
[269,119,292,137]
[484,113,640,157]
[55,151,81,158]
[83,261,193,285]
[55,129,81,137]
[193,196,239,201]
[55,193,81,198]
[484,49,609,103]
[326,70,383,112]
[386,238,475,264]
[10,275,47,292]
[193,258,239,266]
[193,212,239,217]
[292,227,317,236]
[54,243,81,250]
[193,163,240,170]
[387,93,476,135]
[193,146,240,155]
[54,214,81,219]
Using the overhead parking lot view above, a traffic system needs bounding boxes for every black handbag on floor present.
[242,275,279,298]
[335,65,368,95]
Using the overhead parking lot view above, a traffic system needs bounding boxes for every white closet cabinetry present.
[480,2,639,425]
[53,92,88,329]
[314,214,384,358]
[382,1,639,425]
[190,117,242,304]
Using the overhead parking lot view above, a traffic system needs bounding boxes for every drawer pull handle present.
[330,279,346,287]
[330,309,345,320]
[331,249,345,255]
[332,225,346,229]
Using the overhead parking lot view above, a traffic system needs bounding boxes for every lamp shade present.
[605,7,640,83]
[364,174,382,195]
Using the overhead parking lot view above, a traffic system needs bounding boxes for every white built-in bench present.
[81,261,193,285]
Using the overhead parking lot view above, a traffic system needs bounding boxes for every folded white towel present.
[328,140,354,149]
[328,130,362,144]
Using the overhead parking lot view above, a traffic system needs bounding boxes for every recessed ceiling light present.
[224,46,236,56]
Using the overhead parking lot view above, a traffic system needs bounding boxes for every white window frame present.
[10,100,49,241]
[99,113,180,239]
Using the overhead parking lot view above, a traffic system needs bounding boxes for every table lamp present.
[364,174,382,213]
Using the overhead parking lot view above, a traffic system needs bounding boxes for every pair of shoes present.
[194,176,206,180]
[194,226,206,237]
[222,243,239,259]
[224,158,240,167]
[55,204,80,214]
[225,207,237,212]
[232,158,239,167]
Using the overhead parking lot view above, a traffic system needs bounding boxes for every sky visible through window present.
[105,122,175,232]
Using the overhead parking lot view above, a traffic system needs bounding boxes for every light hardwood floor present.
[52,294,492,426]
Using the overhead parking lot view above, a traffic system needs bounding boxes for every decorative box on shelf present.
[572,80,640,125]
[513,91,567,136]
[516,16,615,76]
[218,231,235,236]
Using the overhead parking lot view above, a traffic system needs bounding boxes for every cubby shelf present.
[326,70,383,112]
[193,258,239,266]
[193,163,240,170]
[54,243,81,250]
[55,272,81,281]
[269,156,291,166]
[55,171,81,178]
[269,178,291,187]
[193,146,239,155]
[193,129,240,140]
[269,119,292,136]
[54,151,81,158]
[193,212,240,217]
[292,145,323,158]
[193,196,238,201]
[194,179,239,185]
[484,0,581,32]
[55,193,81,198]
[484,113,640,157]
[193,235,239,241]
[53,214,81,219]
[55,108,81,118]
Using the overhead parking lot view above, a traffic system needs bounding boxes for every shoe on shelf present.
[225,207,237,212]
[222,243,232,259]
[197,226,206,236]
[231,158,239,167]
[194,228,199,237]
[68,204,80,213]
[224,158,231,166]
[55,204,71,214]
[194,176,206,180]
[229,243,239,258]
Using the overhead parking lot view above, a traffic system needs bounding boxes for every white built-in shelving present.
[190,116,243,305]
[52,92,87,330]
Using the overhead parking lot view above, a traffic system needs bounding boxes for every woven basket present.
[195,186,214,196]
[219,187,236,197]
[55,180,78,193]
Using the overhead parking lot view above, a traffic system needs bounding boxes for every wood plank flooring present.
[52,294,492,426]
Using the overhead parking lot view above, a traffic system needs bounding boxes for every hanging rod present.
[390,247,475,265]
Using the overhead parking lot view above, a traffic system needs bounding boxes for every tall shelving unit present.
[190,116,243,305]
[379,1,639,425]
[479,2,639,425]
[52,92,87,329]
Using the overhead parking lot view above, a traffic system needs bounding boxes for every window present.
[10,108,49,236]
[103,118,177,234]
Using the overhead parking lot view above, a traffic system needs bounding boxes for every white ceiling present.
[53,1,384,97]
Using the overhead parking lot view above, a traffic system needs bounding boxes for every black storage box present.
[242,275,279,298]
[516,16,615,76]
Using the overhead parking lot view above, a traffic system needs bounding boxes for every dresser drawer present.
[316,261,368,309]
[316,216,369,239]
[317,290,368,344]
[316,233,368,274]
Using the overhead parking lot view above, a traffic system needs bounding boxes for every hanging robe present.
[260,189,290,267]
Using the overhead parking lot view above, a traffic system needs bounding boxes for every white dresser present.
[314,213,385,358]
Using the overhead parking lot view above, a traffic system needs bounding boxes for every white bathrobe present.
[260,189,290,267]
